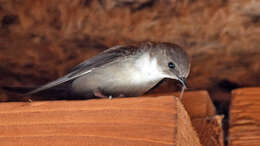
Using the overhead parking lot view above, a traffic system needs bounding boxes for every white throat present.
[133,53,165,82]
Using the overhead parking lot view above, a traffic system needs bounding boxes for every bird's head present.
[152,43,190,88]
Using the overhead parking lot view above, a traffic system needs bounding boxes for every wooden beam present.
[229,87,260,146]
[0,95,201,146]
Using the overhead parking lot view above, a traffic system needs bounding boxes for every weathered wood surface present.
[229,87,260,146]
[0,95,201,146]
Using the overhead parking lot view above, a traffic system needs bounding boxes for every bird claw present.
[93,89,107,98]
[108,95,113,100]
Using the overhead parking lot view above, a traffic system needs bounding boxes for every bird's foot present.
[93,89,107,98]
[108,95,113,100]
[93,89,113,99]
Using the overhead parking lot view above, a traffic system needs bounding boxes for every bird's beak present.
[178,77,188,89]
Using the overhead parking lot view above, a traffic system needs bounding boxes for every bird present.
[23,41,190,99]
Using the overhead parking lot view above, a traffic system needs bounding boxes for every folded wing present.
[26,45,136,95]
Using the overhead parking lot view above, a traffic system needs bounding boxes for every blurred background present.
[0,0,260,112]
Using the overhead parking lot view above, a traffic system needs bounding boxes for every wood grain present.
[229,87,260,146]
[0,95,201,146]
[192,116,224,146]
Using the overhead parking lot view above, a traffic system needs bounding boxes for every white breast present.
[130,53,165,84]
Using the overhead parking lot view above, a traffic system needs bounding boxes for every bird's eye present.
[168,62,175,69]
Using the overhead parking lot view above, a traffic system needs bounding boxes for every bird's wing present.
[26,45,138,95]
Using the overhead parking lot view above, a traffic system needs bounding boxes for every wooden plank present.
[149,90,216,118]
[229,87,260,146]
[0,95,201,146]
[192,116,224,146]
[175,97,202,146]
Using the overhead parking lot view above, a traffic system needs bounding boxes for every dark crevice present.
[217,79,240,91]
[252,16,260,24]
[209,79,240,146]
[1,15,19,28]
